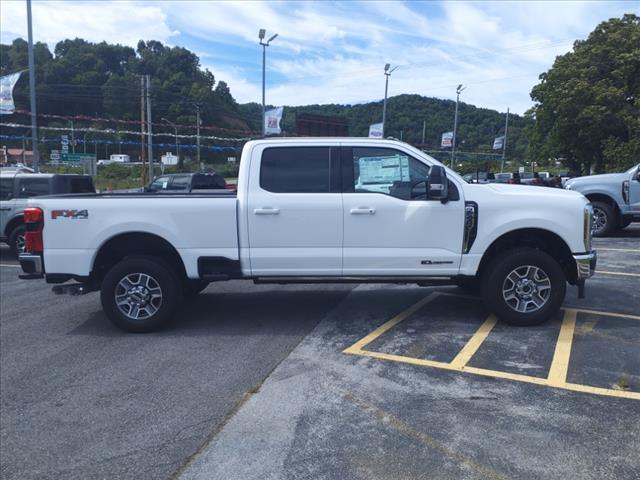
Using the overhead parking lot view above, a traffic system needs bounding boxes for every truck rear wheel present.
[481,248,566,326]
[591,201,616,237]
[8,225,26,256]
[101,257,182,332]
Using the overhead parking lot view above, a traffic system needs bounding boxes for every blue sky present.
[1,0,638,114]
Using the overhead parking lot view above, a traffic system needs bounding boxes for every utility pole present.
[162,118,178,162]
[26,0,39,171]
[259,29,278,137]
[140,76,146,183]
[195,103,202,171]
[382,63,397,138]
[451,84,465,168]
[421,120,426,145]
[500,108,510,173]
[146,75,153,179]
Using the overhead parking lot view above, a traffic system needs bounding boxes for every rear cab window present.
[260,146,339,193]
[18,178,51,198]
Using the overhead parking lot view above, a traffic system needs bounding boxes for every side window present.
[148,176,169,191]
[168,175,190,191]
[18,178,50,198]
[260,147,331,193]
[0,178,13,200]
[352,147,430,199]
[69,177,95,193]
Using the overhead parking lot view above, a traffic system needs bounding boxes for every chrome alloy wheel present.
[115,273,163,320]
[502,265,551,313]
[592,207,607,235]
[16,233,26,253]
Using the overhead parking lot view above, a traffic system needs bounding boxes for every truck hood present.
[484,183,586,201]
[565,172,626,187]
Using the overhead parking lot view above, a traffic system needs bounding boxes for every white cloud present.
[1,0,638,114]
[0,0,178,49]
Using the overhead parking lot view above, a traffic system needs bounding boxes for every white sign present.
[441,131,453,148]
[493,135,504,150]
[0,72,23,115]
[264,106,283,135]
[61,135,69,154]
[368,122,383,138]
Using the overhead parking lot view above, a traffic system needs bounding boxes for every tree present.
[528,14,640,174]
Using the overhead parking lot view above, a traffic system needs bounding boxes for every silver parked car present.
[0,171,95,254]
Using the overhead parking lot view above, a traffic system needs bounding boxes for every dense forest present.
[1,13,638,174]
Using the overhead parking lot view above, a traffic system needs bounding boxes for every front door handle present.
[350,207,376,215]
[254,207,280,215]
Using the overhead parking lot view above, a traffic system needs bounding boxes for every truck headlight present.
[584,204,593,251]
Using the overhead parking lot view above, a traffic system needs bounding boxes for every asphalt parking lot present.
[1,225,639,480]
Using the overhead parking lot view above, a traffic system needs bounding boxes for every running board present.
[253,276,456,285]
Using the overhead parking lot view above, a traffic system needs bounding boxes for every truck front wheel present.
[481,248,566,326]
[101,257,182,332]
[591,201,616,237]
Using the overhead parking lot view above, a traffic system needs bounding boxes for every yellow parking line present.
[0,264,20,268]
[343,292,439,355]
[344,293,640,400]
[547,310,577,387]
[595,247,640,253]
[449,315,497,369]
[596,270,640,277]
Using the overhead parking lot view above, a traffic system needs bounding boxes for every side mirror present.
[427,165,449,202]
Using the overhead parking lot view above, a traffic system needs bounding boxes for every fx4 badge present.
[51,209,89,219]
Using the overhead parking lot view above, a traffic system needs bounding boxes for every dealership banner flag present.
[0,71,23,115]
[493,135,505,150]
[441,131,453,148]
[368,122,383,138]
[264,106,283,135]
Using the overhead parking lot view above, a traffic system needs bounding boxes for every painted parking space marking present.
[344,292,640,400]
[596,270,640,277]
[594,247,640,253]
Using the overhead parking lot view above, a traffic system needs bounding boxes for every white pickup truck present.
[19,138,596,332]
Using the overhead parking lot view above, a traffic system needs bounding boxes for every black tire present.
[184,280,209,297]
[481,248,566,326]
[591,201,616,237]
[455,277,480,294]
[100,257,182,333]
[8,224,26,257]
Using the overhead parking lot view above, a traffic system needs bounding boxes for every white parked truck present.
[18,138,596,332]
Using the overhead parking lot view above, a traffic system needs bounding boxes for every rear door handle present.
[0,207,11,211]
[350,207,376,215]
[254,207,280,215]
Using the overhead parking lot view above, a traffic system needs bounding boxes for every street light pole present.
[26,0,39,171]
[451,84,465,168]
[382,63,397,138]
[259,29,278,137]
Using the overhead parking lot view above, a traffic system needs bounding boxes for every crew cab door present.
[247,145,342,275]
[342,146,464,275]
[0,177,16,236]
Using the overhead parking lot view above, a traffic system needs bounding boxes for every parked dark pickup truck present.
[146,172,228,192]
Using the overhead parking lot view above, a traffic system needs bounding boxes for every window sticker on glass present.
[356,155,410,194]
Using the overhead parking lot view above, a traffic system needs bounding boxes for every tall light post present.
[259,28,278,137]
[162,118,179,161]
[382,63,397,138]
[26,0,39,171]
[451,84,465,167]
